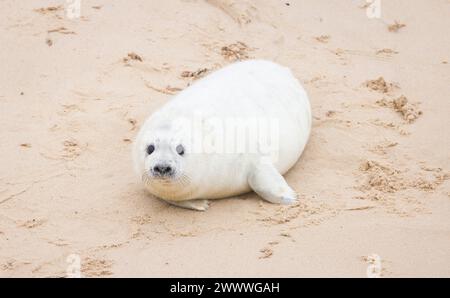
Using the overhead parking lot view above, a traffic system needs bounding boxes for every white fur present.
[133,60,311,208]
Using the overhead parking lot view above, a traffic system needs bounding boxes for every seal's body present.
[133,60,311,210]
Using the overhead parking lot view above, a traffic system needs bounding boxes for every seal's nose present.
[153,164,173,176]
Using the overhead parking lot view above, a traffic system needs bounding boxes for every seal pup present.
[133,60,311,211]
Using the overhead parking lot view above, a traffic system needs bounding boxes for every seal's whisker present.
[142,173,151,187]
[177,174,191,187]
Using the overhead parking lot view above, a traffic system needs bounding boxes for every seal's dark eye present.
[176,144,185,156]
[146,144,155,155]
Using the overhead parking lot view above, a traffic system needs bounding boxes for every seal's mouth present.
[151,171,176,179]
[151,175,176,183]
[142,172,175,183]
[141,172,191,188]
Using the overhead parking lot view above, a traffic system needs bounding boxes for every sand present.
[0,0,449,277]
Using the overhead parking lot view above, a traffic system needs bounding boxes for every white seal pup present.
[133,60,311,211]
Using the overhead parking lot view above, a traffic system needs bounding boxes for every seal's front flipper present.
[164,199,210,211]
[248,162,298,205]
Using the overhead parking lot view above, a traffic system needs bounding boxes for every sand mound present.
[388,21,406,32]
[376,96,423,123]
[181,68,210,80]
[364,77,398,94]
[359,160,406,193]
[221,41,252,61]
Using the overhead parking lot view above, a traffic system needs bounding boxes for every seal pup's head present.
[133,119,197,200]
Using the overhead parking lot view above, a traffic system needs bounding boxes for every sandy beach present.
[0,0,449,277]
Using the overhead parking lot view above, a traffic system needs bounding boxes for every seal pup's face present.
[144,138,185,181]
[133,122,195,199]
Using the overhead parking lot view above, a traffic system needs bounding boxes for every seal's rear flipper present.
[248,162,298,205]
[164,199,210,211]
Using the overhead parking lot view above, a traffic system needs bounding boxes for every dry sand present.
[0,0,449,277]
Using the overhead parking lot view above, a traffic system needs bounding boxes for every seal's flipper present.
[248,162,298,205]
[165,199,210,211]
